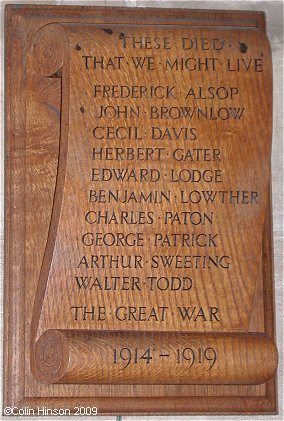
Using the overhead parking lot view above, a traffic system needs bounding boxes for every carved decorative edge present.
[5,4,266,31]
[4,5,276,414]
[4,6,27,408]
[14,395,278,415]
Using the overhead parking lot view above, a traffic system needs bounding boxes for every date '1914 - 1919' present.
[113,346,217,370]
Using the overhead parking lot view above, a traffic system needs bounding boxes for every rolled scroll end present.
[32,24,67,77]
[33,330,69,384]
[32,331,278,385]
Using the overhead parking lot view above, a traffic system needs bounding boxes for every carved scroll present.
[33,330,277,385]
[28,21,277,387]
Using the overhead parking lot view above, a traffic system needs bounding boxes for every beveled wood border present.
[4,5,277,415]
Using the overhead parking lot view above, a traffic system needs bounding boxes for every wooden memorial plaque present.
[4,5,278,415]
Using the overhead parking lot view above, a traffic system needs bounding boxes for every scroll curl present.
[33,330,278,385]
[33,23,66,77]
[30,23,70,382]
